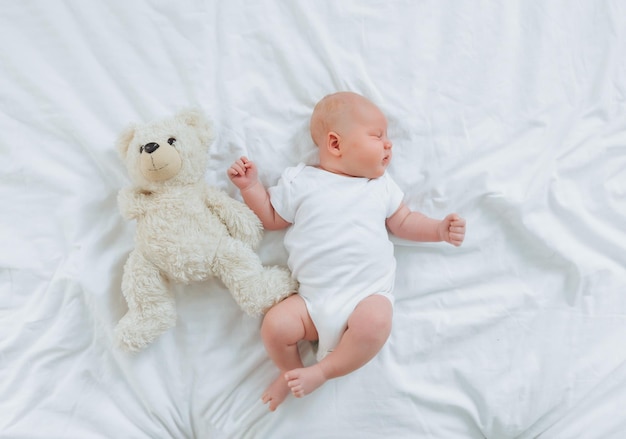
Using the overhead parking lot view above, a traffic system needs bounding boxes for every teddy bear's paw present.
[203,188,263,249]
[234,221,263,250]
[235,266,298,316]
[223,206,263,249]
[114,306,177,352]
[262,265,298,293]
[114,318,152,352]
[115,329,149,352]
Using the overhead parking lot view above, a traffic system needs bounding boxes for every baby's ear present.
[116,124,136,158]
[327,131,341,156]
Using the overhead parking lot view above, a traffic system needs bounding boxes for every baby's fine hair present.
[310,91,371,146]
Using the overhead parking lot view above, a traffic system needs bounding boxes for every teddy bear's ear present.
[177,109,214,145]
[176,108,204,127]
[116,124,136,158]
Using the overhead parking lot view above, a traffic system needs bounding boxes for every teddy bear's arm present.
[118,187,147,220]
[204,187,263,249]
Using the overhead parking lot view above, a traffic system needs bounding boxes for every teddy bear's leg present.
[115,249,176,352]
[212,238,297,316]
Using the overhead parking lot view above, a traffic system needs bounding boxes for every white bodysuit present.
[268,163,404,360]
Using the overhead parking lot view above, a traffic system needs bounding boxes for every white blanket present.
[2,1,626,438]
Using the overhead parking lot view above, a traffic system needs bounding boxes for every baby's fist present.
[227,156,258,191]
[440,213,466,247]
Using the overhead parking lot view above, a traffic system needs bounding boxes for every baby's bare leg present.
[261,294,318,411]
[285,294,392,398]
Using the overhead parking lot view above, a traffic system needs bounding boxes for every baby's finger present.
[233,162,248,175]
[451,218,466,227]
[449,233,465,245]
[240,156,254,169]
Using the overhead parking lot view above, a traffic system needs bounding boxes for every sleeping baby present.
[227,91,466,411]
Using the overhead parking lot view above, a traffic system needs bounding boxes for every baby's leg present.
[285,294,392,398]
[261,294,318,411]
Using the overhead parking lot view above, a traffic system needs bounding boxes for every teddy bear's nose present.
[143,142,159,154]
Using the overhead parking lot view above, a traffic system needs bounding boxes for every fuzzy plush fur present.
[114,109,297,352]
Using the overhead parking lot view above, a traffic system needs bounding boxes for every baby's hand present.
[227,156,258,191]
[439,213,466,247]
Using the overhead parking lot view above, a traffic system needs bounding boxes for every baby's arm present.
[227,156,291,231]
[386,203,466,246]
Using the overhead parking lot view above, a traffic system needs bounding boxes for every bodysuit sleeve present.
[267,163,306,223]
[383,172,405,218]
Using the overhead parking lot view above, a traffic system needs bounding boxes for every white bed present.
[2,1,626,438]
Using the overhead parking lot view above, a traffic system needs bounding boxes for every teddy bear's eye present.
[168,137,176,145]
[139,146,144,153]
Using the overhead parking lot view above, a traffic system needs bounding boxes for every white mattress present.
[2,1,626,438]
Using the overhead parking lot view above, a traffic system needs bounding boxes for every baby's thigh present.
[348,294,393,336]
[263,294,318,342]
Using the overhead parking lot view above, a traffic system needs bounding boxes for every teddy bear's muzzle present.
[140,142,182,182]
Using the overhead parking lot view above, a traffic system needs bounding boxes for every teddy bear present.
[114,109,297,352]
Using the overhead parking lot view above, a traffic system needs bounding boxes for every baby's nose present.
[384,139,392,149]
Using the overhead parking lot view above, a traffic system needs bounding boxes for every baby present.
[227,91,466,411]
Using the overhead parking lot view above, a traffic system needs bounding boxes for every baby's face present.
[336,103,392,179]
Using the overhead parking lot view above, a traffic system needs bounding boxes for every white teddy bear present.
[114,109,296,352]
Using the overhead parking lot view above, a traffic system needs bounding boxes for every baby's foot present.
[284,364,327,398]
[261,375,291,411]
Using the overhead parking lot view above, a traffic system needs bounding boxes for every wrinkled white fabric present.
[1,1,625,438]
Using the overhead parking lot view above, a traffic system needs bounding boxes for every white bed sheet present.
[2,1,626,438]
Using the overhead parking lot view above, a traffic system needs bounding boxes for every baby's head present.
[310,92,392,179]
